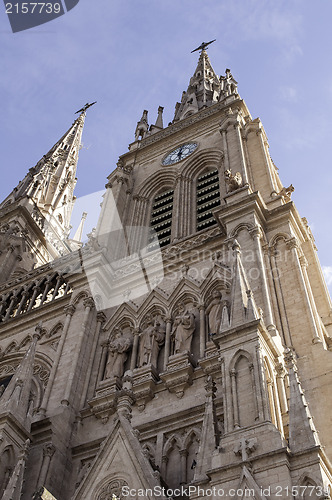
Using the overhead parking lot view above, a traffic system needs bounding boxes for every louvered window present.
[196,169,220,231]
[149,189,174,250]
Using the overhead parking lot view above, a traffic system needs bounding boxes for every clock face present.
[162,143,198,166]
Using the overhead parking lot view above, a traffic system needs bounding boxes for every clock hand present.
[177,146,184,158]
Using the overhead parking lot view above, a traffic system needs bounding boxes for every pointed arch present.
[183,427,201,449]
[48,322,64,338]
[229,222,255,239]
[163,434,182,456]
[18,335,33,350]
[229,349,258,429]
[169,290,200,316]
[180,149,224,179]
[269,232,292,249]
[136,170,177,199]
[72,290,90,306]
[229,349,253,372]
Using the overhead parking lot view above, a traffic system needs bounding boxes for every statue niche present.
[171,302,196,354]
[138,314,166,369]
[206,290,230,334]
[104,326,133,380]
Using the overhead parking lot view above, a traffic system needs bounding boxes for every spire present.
[1,439,30,500]
[284,348,320,452]
[72,211,87,243]
[0,324,41,429]
[173,48,239,122]
[0,110,86,241]
[194,376,219,481]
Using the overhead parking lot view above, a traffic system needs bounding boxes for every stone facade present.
[0,49,331,500]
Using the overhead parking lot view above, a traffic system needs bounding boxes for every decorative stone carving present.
[277,184,294,201]
[225,169,243,192]
[234,437,257,461]
[132,365,159,411]
[104,327,133,380]
[89,378,119,423]
[199,341,220,375]
[138,315,165,369]
[97,478,128,500]
[160,352,195,398]
[171,303,195,354]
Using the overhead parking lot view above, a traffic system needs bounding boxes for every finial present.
[75,101,97,114]
[191,39,216,53]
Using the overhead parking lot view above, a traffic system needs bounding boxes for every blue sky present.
[1,0,332,292]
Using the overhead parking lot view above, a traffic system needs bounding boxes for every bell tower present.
[79,43,332,497]
[0,47,331,500]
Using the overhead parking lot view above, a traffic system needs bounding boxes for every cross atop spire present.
[75,101,97,114]
[191,39,216,53]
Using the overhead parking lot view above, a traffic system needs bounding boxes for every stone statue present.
[225,169,242,192]
[171,303,196,354]
[220,69,238,96]
[277,184,294,201]
[205,290,223,334]
[104,327,133,379]
[138,315,165,368]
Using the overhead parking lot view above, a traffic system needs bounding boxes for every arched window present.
[149,189,174,249]
[196,168,221,231]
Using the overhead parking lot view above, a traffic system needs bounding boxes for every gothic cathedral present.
[0,48,331,500]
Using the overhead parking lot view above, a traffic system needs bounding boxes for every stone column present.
[4,290,18,321]
[15,290,29,316]
[27,285,41,312]
[173,174,185,241]
[219,127,230,197]
[180,449,188,484]
[220,359,229,434]
[272,371,284,433]
[62,297,95,406]
[97,341,109,384]
[255,345,270,421]
[249,363,259,421]
[275,363,288,416]
[37,444,55,488]
[266,377,277,427]
[161,456,168,478]
[249,226,275,332]
[80,311,106,407]
[130,328,140,370]
[199,302,206,358]
[40,278,52,305]
[234,121,249,185]
[51,275,63,300]
[163,316,172,370]
[230,368,240,429]
[39,304,76,415]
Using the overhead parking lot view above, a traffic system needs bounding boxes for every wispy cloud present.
[279,86,298,102]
